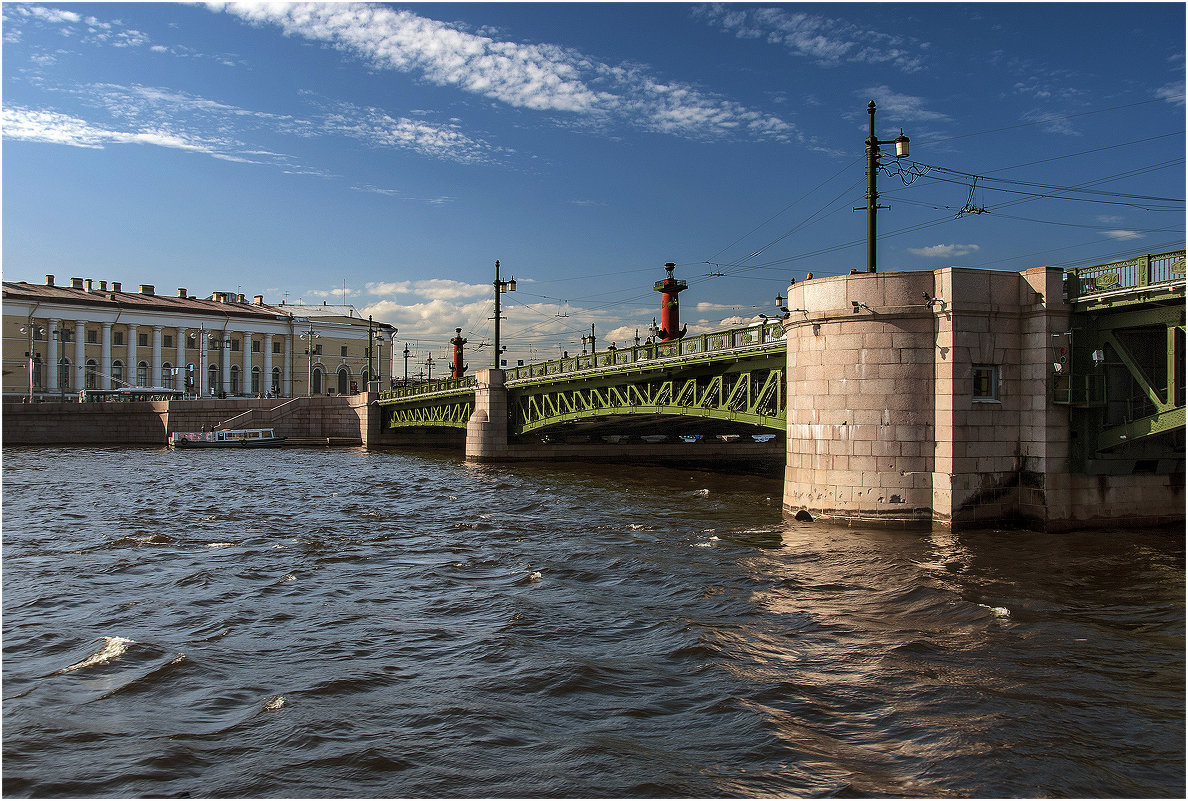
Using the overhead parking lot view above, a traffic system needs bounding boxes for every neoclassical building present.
[3,275,398,400]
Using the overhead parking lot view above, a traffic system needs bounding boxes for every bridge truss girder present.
[509,355,786,435]
[1058,293,1185,473]
[383,393,473,430]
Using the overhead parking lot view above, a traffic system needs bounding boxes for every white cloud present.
[908,243,981,259]
[693,5,928,72]
[212,1,797,142]
[1102,230,1143,241]
[859,86,952,124]
[324,103,500,164]
[2,104,225,154]
[1157,79,1185,106]
[365,279,490,301]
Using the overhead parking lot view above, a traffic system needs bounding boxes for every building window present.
[973,365,1001,402]
[230,339,240,352]
[251,339,261,353]
[271,367,281,394]
[60,329,74,343]
[87,329,98,344]
[162,362,174,390]
[138,332,149,347]
[114,331,125,346]
[86,360,98,389]
[272,340,282,354]
[137,361,149,387]
[311,367,323,395]
[341,345,349,357]
[164,334,174,349]
[208,364,219,394]
[251,367,261,394]
[111,360,124,385]
[314,344,322,355]
[57,358,70,391]
[230,365,240,394]
[337,368,349,395]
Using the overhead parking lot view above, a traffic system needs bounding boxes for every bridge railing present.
[378,375,476,402]
[504,320,786,382]
[1066,249,1185,299]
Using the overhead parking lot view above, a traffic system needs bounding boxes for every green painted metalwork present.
[1056,249,1185,472]
[378,377,476,430]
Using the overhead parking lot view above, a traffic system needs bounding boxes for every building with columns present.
[2,276,398,400]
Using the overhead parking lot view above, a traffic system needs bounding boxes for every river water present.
[2,446,1183,798]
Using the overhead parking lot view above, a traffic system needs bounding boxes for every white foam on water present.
[528,571,543,582]
[979,604,1011,618]
[207,542,234,549]
[263,695,286,711]
[59,636,134,674]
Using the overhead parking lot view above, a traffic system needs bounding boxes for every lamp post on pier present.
[403,344,411,386]
[863,100,911,274]
[20,323,45,402]
[426,353,435,383]
[492,259,516,368]
[581,323,596,355]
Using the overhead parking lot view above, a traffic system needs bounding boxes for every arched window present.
[337,368,349,395]
[162,362,174,390]
[311,367,323,395]
[361,367,372,385]
[251,366,261,395]
[111,360,124,386]
[137,361,149,387]
[271,367,281,395]
[86,359,98,390]
[208,364,219,395]
[57,357,71,392]
[230,365,240,395]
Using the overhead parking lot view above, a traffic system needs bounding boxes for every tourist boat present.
[169,428,286,449]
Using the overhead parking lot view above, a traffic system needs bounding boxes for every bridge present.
[376,250,1183,529]
[377,319,786,445]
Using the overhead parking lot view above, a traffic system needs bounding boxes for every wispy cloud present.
[365,279,490,301]
[908,243,981,259]
[211,1,797,142]
[692,4,929,72]
[323,103,501,165]
[859,86,952,124]
[2,104,240,156]
[1102,230,1143,241]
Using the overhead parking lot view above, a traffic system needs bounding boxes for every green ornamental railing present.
[1066,249,1185,299]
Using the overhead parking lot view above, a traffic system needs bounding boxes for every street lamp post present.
[19,323,45,402]
[403,344,411,386]
[426,353,435,383]
[863,100,910,273]
[492,259,516,368]
[581,323,597,355]
[299,321,320,396]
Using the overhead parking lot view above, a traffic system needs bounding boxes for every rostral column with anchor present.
[450,328,467,378]
[654,262,687,341]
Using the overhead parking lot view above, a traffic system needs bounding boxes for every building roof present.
[3,280,394,330]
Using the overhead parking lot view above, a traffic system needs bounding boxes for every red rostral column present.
[450,328,467,378]
[653,262,688,341]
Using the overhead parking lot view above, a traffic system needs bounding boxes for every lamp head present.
[894,130,910,158]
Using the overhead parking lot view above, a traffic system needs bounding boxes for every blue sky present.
[3,2,1184,363]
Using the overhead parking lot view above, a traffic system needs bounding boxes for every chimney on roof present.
[71,278,84,289]
[178,288,187,298]
[253,294,264,305]
[212,292,225,303]
[237,293,246,303]
[45,275,55,286]
[112,282,122,292]
[86,279,93,292]
[139,284,155,295]
[99,281,108,291]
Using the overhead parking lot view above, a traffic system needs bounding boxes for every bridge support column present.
[465,368,508,461]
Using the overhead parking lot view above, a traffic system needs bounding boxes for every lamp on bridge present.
[403,344,411,386]
[492,259,517,368]
[426,353,435,383]
[863,100,911,274]
[581,323,597,354]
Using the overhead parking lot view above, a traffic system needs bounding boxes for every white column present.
[263,334,274,396]
[283,334,292,397]
[74,321,86,392]
[126,323,138,386]
[46,320,59,394]
[152,326,163,388]
[242,332,252,396]
[100,322,113,390]
[175,328,187,393]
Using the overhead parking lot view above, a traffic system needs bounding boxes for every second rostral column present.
[654,262,687,341]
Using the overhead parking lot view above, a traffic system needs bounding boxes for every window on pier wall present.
[973,365,1001,403]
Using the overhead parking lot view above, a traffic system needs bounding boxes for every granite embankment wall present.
[2,395,371,447]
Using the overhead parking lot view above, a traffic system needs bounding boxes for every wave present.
[57,636,134,674]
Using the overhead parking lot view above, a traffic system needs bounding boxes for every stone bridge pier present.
[781,266,1183,531]
[465,368,508,462]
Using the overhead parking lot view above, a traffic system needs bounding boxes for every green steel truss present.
[510,351,786,434]
[380,379,475,430]
[1055,250,1185,472]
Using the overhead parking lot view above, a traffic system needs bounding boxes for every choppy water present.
[2,446,1183,798]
